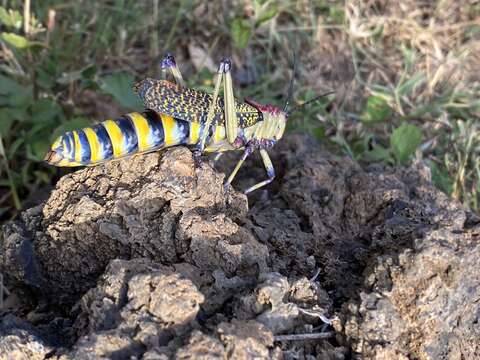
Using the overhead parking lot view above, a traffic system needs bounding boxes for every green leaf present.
[328,6,345,24]
[0,75,33,108]
[81,65,97,80]
[57,70,84,85]
[313,126,326,140]
[99,73,143,111]
[1,32,30,49]
[9,107,27,121]
[361,96,392,125]
[0,74,24,95]
[36,67,56,90]
[350,135,370,158]
[364,145,391,163]
[0,110,14,136]
[10,89,33,108]
[1,32,44,49]
[1,83,34,108]
[28,137,51,161]
[0,108,28,136]
[390,123,422,165]
[0,7,22,29]
[8,136,24,158]
[427,160,453,195]
[255,6,278,26]
[29,99,63,124]
[396,72,425,96]
[231,19,252,49]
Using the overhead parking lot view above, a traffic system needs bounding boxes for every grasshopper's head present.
[273,110,288,141]
[264,105,287,141]
[245,99,288,141]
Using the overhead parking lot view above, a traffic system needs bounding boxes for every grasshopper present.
[45,53,330,194]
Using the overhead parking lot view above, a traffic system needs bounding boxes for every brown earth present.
[0,134,479,359]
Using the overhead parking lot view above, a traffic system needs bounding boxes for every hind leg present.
[198,57,239,153]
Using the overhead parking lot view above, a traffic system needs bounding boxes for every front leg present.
[160,53,185,87]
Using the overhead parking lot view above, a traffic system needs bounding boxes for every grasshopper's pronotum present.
[44,53,332,194]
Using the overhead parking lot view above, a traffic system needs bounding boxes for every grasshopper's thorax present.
[243,102,287,145]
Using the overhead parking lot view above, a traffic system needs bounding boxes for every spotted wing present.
[133,78,261,128]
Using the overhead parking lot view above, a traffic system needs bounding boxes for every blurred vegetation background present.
[0,0,479,221]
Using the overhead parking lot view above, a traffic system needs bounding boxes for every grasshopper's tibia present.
[224,145,275,194]
[222,59,238,145]
[161,53,185,87]
[212,152,223,163]
[207,152,224,170]
[244,149,275,194]
[198,57,239,153]
[224,146,254,189]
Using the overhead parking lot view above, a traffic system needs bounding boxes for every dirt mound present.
[1,135,479,359]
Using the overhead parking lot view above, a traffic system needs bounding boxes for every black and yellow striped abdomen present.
[46,110,210,167]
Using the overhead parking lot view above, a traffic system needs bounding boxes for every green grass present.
[0,0,479,220]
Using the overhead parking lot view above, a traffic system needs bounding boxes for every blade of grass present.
[162,0,187,53]
[0,136,21,211]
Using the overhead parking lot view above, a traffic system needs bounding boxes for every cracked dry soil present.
[0,134,479,359]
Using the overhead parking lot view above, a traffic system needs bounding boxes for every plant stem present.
[23,0,30,35]
[0,137,21,211]
[163,0,186,53]
[274,332,335,342]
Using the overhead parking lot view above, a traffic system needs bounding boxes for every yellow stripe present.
[190,122,201,144]
[129,112,151,151]
[72,131,82,163]
[83,127,101,163]
[161,114,177,146]
[214,126,225,143]
[103,119,124,157]
[57,159,83,167]
[51,136,62,150]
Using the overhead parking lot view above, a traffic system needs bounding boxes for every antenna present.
[282,52,296,112]
[287,91,335,115]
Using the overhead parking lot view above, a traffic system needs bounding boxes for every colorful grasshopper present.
[44,54,296,194]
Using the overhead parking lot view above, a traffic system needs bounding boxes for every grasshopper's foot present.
[160,53,176,69]
[192,149,203,168]
[218,57,232,73]
[160,53,185,86]
[241,148,276,194]
[223,182,233,193]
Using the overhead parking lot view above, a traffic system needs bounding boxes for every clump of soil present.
[1,134,479,359]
